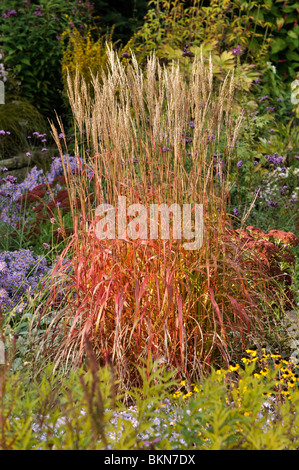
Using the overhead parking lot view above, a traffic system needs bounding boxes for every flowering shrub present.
[169,351,299,450]
[0,248,49,314]
[61,25,114,93]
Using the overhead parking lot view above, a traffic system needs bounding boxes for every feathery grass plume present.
[34,47,279,391]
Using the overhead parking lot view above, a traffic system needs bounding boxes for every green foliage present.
[236,0,299,79]
[0,342,178,450]
[0,0,95,120]
[122,0,268,87]
[1,338,299,450]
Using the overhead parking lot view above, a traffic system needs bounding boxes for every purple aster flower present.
[253,161,258,166]
[0,261,7,273]
[43,243,50,249]
[268,201,278,207]
[26,152,31,157]
[233,208,240,217]
[0,288,9,302]
[41,148,48,152]
[232,45,243,56]
[0,130,5,135]
[260,96,269,102]
[237,160,243,168]
[295,155,299,160]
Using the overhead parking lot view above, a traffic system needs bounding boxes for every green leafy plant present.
[0,0,95,120]
[169,352,299,450]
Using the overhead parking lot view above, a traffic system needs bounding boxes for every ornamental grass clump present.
[32,47,287,390]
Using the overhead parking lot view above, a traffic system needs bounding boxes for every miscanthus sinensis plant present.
[32,46,287,391]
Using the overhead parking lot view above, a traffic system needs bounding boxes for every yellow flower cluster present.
[171,350,299,402]
[60,26,113,90]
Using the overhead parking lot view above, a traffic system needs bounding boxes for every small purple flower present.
[162,146,169,152]
[260,96,269,102]
[43,243,50,249]
[26,152,31,157]
[232,45,243,56]
[237,160,243,168]
[56,35,61,41]
[268,201,278,207]
[233,208,240,217]
[277,98,283,102]
[41,148,48,152]
[6,131,10,135]
[0,130,5,135]
[295,155,299,160]
[0,261,7,273]
[122,52,130,58]
[253,161,258,166]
